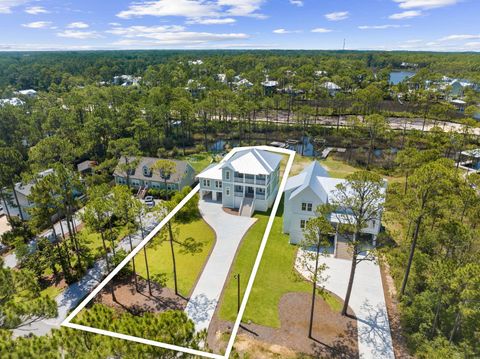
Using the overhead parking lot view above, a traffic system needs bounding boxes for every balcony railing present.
[256,179,266,185]
[234,176,244,183]
[234,191,244,197]
[256,194,266,200]
[245,177,255,184]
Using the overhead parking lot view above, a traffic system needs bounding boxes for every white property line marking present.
[62,146,296,359]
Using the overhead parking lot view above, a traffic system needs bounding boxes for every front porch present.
[200,190,223,203]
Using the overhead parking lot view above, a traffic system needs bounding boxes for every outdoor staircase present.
[240,197,255,217]
[137,186,148,199]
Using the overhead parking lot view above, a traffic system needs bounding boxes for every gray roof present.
[14,169,54,197]
[77,160,96,173]
[114,156,194,183]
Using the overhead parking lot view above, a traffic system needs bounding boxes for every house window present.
[226,187,230,196]
[225,171,230,180]
[301,203,313,212]
[300,220,306,229]
[203,179,211,187]
[215,181,222,189]
[372,220,376,228]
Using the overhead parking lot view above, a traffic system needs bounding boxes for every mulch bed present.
[208,292,358,358]
[94,276,188,316]
[379,257,413,359]
[222,207,240,216]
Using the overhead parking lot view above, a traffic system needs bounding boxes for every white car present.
[144,196,155,208]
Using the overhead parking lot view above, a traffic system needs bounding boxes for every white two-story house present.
[197,148,282,217]
[283,161,385,245]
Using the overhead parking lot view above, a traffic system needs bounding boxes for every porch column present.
[372,234,377,247]
[334,226,339,257]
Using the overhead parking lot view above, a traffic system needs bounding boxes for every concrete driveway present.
[185,200,257,332]
[296,251,394,359]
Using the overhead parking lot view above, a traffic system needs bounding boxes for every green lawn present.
[134,218,215,297]
[218,205,342,328]
[184,152,214,173]
[319,157,359,178]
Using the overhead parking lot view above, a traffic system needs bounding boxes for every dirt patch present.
[94,277,188,315]
[379,257,413,359]
[208,292,358,358]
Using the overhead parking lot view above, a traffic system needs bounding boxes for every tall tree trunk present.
[167,222,179,296]
[449,309,462,343]
[342,241,358,316]
[10,181,24,221]
[309,236,322,338]
[143,246,152,295]
[400,215,423,296]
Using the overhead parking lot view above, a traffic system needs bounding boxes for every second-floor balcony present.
[233,172,269,185]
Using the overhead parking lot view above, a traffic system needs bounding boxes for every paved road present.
[185,200,257,332]
[296,251,394,359]
[13,212,159,337]
[213,113,480,136]
[2,212,83,269]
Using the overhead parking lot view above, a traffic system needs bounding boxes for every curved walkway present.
[185,200,257,332]
[296,250,394,359]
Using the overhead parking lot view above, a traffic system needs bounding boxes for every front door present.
[246,186,254,198]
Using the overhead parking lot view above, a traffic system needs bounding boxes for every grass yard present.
[218,205,342,328]
[319,157,359,178]
[184,152,214,173]
[40,285,64,300]
[134,218,215,298]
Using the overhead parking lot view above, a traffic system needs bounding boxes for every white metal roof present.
[197,163,223,180]
[220,148,282,176]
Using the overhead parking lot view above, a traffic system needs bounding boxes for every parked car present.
[0,205,4,217]
[144,196,155,208]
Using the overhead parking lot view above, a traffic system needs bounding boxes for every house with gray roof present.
[283,161,385,245]
[113,156,196,191]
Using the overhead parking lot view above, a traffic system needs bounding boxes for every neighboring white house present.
[113,156,196,191]
[15,89,37,98]
[283,161,385,245]
[197,148,282,217]
[322,81,342,96]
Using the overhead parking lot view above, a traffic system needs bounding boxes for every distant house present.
[2,169,54,220]
[113,156,196,191]
[322,82,341,96]
[16,89,37,98]
[77,160,97,175]
[262,79,278,95]
[197,148,282,217]
[188,59,204,66]
[450,99,467,112]
[234,78,253,88]
[217,73,227,84]
[113,75,141,87]
[283,161,385,245]
[0,97,25,107]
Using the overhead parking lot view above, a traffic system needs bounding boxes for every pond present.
[389,71,416,85]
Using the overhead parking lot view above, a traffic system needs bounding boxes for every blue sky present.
[0,0,479,51]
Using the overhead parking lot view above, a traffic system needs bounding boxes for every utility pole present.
[234,274,241,314]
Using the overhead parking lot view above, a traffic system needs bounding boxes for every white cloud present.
[57,30,101,39]
[358,24,410,29]
[67,22,89,29]
[273,28,301,34]
[393,0,459,10]
[107,24,248,45]
[25,6,49,14]
[325,11,349,21]
[311,27,332,33]
[0,0,29,13]
[107,25,186,37]
[109,22,121,26]
[22,21,52,29]
[289,0,303,6]
[389,10,422,19]
[439,34,480,41]
[187,17,236,24]
[117,0,265,20]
